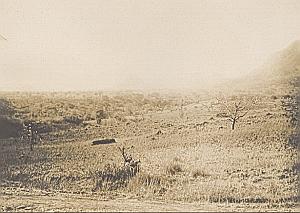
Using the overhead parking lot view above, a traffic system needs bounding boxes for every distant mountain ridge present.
[257,40,300,78]
[222,40,300,91]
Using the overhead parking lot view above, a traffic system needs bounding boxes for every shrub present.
[165,162,184,175]
[127,173,171,196]
[0,99,14,116]
[96,110,107,124]
[63,116,83,125]
[191,168,210,178]
[92,163,141,191]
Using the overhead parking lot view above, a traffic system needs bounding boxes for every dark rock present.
[91,138,116,145]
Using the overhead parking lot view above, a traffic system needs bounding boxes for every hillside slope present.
[222,40,300,93]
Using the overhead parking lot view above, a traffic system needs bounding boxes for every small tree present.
[118,146,133,166]
[96,109,107,124]
[118,146,141,176]
[216,95,256,130]
[21,122,41,151]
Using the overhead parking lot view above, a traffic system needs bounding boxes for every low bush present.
[63,116,83,125]
[191,168,210,178]
[165,162,184,175]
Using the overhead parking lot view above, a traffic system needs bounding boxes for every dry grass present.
[191,168,210,178]
[0,80,299,210]
[165,162,184,176]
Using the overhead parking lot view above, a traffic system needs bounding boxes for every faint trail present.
[0,190,298,212]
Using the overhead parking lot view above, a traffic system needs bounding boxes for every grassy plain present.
[0,75,299,211]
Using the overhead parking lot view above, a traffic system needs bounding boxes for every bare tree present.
[216,95,256,130]
[118,146,133,166]
[118,146,141,176]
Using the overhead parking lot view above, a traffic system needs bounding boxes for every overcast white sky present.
[0,0,299,91]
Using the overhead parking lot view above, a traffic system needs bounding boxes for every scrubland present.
[0,76,299,212]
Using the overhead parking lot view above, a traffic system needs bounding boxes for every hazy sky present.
[0,0,299,91]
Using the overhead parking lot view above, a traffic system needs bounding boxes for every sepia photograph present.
[0,0,299,212]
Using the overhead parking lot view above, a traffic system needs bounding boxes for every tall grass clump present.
[165,162,184,175]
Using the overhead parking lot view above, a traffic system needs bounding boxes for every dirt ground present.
[1,187,299,212]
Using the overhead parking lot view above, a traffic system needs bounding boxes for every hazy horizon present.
[0,0,300,91]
